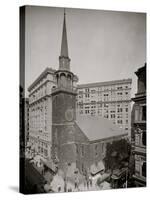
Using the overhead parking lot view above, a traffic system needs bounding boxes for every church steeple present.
[51,9,78,168]
[53,8,78,91]
[60,10,68,57]
[59,9,70,71]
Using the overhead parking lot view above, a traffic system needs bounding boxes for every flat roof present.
[77,79,132,89]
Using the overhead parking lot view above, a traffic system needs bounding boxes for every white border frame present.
[0,0,149,200]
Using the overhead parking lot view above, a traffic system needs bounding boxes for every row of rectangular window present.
[79,108,128,113]
[78,91,129,98]
[78,85,130,93]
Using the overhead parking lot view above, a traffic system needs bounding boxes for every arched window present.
[67,74,72,88]
[60,73,67,88]
[56,74,59,86]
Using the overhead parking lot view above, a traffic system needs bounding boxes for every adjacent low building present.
[75,115,127,175]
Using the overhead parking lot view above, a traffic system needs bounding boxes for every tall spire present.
[59,9,70,71]
[60,9,68,57]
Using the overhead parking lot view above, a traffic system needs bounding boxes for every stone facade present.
[131,63,146,187]
[28,68,56,161]
[25,98,29,145]
[76,79,132,138]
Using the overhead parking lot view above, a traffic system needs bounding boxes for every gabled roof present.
[76,115,126,142]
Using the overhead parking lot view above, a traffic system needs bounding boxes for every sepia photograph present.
[19,5,146,194]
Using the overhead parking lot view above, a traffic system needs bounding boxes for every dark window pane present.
[142,106,146,121]
[142,132,146,146]
[142,162,146,177]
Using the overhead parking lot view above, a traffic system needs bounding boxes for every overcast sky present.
[25,6,146,97]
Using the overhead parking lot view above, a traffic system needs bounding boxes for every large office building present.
[76,79,132,138]
[28,68,56,161]
[131,64,146,187]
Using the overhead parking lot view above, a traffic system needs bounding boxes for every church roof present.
[76,115,126,142]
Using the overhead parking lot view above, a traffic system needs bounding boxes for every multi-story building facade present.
[76,79,132,138]
[28,68,56,160]
[25,98,29,145]
[131,63,146,187]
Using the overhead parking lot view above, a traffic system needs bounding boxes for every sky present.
[25,6,146,98]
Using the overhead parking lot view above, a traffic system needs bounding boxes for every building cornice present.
[135,63,146,77]
[29,79,56,97]
[29,94,51,106]
[77,79,132,89]
[28,67,56,92]
[51,87,77,96]
[132,93,146,102]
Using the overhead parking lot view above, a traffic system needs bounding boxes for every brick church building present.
[51,11,127,176]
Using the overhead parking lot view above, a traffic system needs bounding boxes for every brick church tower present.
[51,11,79,170]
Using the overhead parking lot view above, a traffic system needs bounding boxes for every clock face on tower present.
[65,108,74,122]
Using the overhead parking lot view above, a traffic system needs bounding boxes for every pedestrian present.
[90,178,92,187]
[58,186,61,192]
[74,176,78,189]
[75,181,77,189]
[84,180,86,187]
[87,180,89,189]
